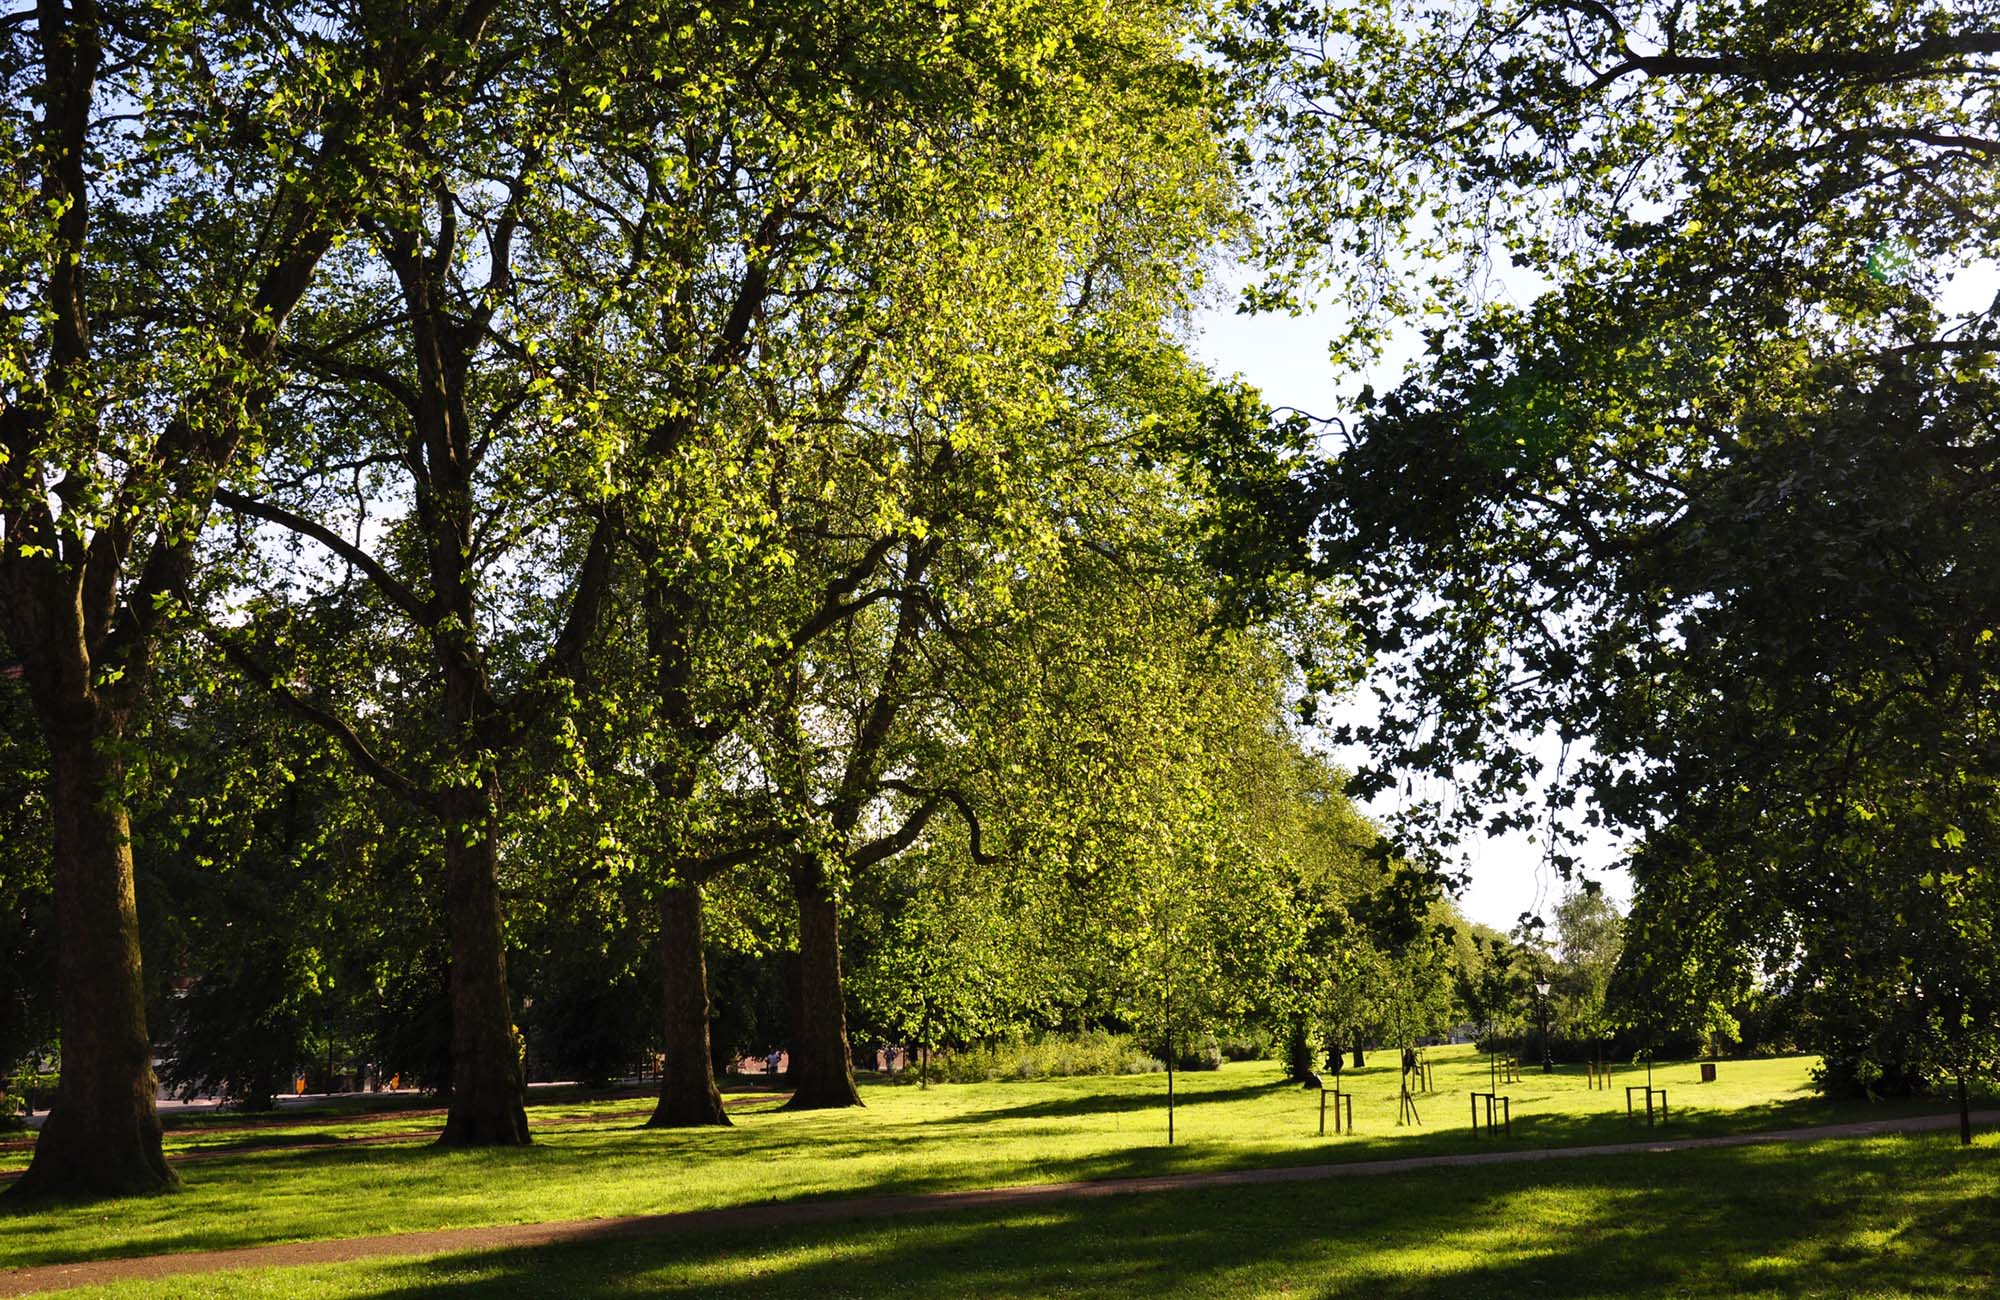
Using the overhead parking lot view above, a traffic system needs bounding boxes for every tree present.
[1316,939,1388,1074]
[1235,0,2000,1126]
[1460,933,1530,1087]
[849,838,1021,1087]
[207,37,635,1140]
[550,0,1240,1123]
[143,682,402,1110]
[1,0,508,1196]
[1552,889,1623,1067]
[1025,608,1314,1143]
[1377,926,1459,1060]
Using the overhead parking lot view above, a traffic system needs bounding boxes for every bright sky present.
[1190,255,1999,933]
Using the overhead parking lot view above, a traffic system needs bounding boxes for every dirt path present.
[2,1109,1988,1297]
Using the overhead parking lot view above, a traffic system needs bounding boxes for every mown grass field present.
[38,1133,2000,1299]
[3,1047,1991,1297]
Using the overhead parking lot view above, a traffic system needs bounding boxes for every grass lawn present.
[40,1131,2000,1298]
[0,1049,1985,1277]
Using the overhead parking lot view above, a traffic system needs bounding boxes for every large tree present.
[1238,0,2000,1121]
[0,0,504,1196]
[202,4,634,1143]
[536,0,1241,1123]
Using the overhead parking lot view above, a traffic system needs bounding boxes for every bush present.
[2,1069,56,1116]
[1811,1051,1931,1100]
[1170,1035,1224,1072]
[930,1031,1164,1083]
[1218,1029,1273,1063]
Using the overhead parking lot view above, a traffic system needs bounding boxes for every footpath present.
[2,1109,1990,1297]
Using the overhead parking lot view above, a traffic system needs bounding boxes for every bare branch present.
[877,779,999,864]
[215,487,432,621]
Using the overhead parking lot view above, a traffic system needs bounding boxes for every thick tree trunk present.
[782,949,804,1082]
[1285,1016,1313,1081]
[649,881,730,1127]
[1352,1035,1366,1070]
[784,861,862,1110]
[435,785,529,1147]
[8,721,174,1198]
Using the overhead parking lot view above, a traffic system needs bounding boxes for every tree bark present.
[435,782,529,1147]
[1352,1034,1366,1070]
[8,717,175,1198]
[1959,1072,1972,1148]
[784,860,862,1110]
[649,880,730,1127]
[782,949,804,1082]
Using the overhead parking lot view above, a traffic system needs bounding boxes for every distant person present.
[766,1048,782,1076]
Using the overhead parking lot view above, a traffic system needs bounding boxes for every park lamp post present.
[1533,976,1553,1074]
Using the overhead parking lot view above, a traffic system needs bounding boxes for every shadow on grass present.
[931,1074,1299,1126]
[196,1135,2000,1300]
[178,1133,350,1154]
[2,1061,1985,1272]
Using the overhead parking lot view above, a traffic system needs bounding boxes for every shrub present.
[1219,1029,1273,1062]
[931,1030,1163,1083]
[1171,1035,1225,1072]
[2,1069,56,1115]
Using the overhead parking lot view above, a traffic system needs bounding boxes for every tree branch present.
[877,779,998,864]
[848,793,946,871]
[214,487,432,621]
[197,619,436,812]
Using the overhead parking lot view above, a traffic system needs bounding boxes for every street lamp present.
[1533,975,1553,1074]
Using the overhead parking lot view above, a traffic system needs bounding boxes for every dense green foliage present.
[1244,0,2000,1111]
[1,0,1404,1188]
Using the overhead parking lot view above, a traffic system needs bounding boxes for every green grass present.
[43,1131,2000,1298]
[0,1049,1981,1276]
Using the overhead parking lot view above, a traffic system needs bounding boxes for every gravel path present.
[1,1108,1989,1297]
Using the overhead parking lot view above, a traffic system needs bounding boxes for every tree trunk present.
[649,880,729,1127]
[8,720,175,1198]
[784,860,862,1110]
[1959,1072,1972,1148]
[782,949,804,1082]
[1285,1016,1312,1081]
[1352,1034,1366,1070]
[435,784,529,1147]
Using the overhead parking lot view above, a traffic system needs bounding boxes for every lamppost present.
[1533,975,1553,1074]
